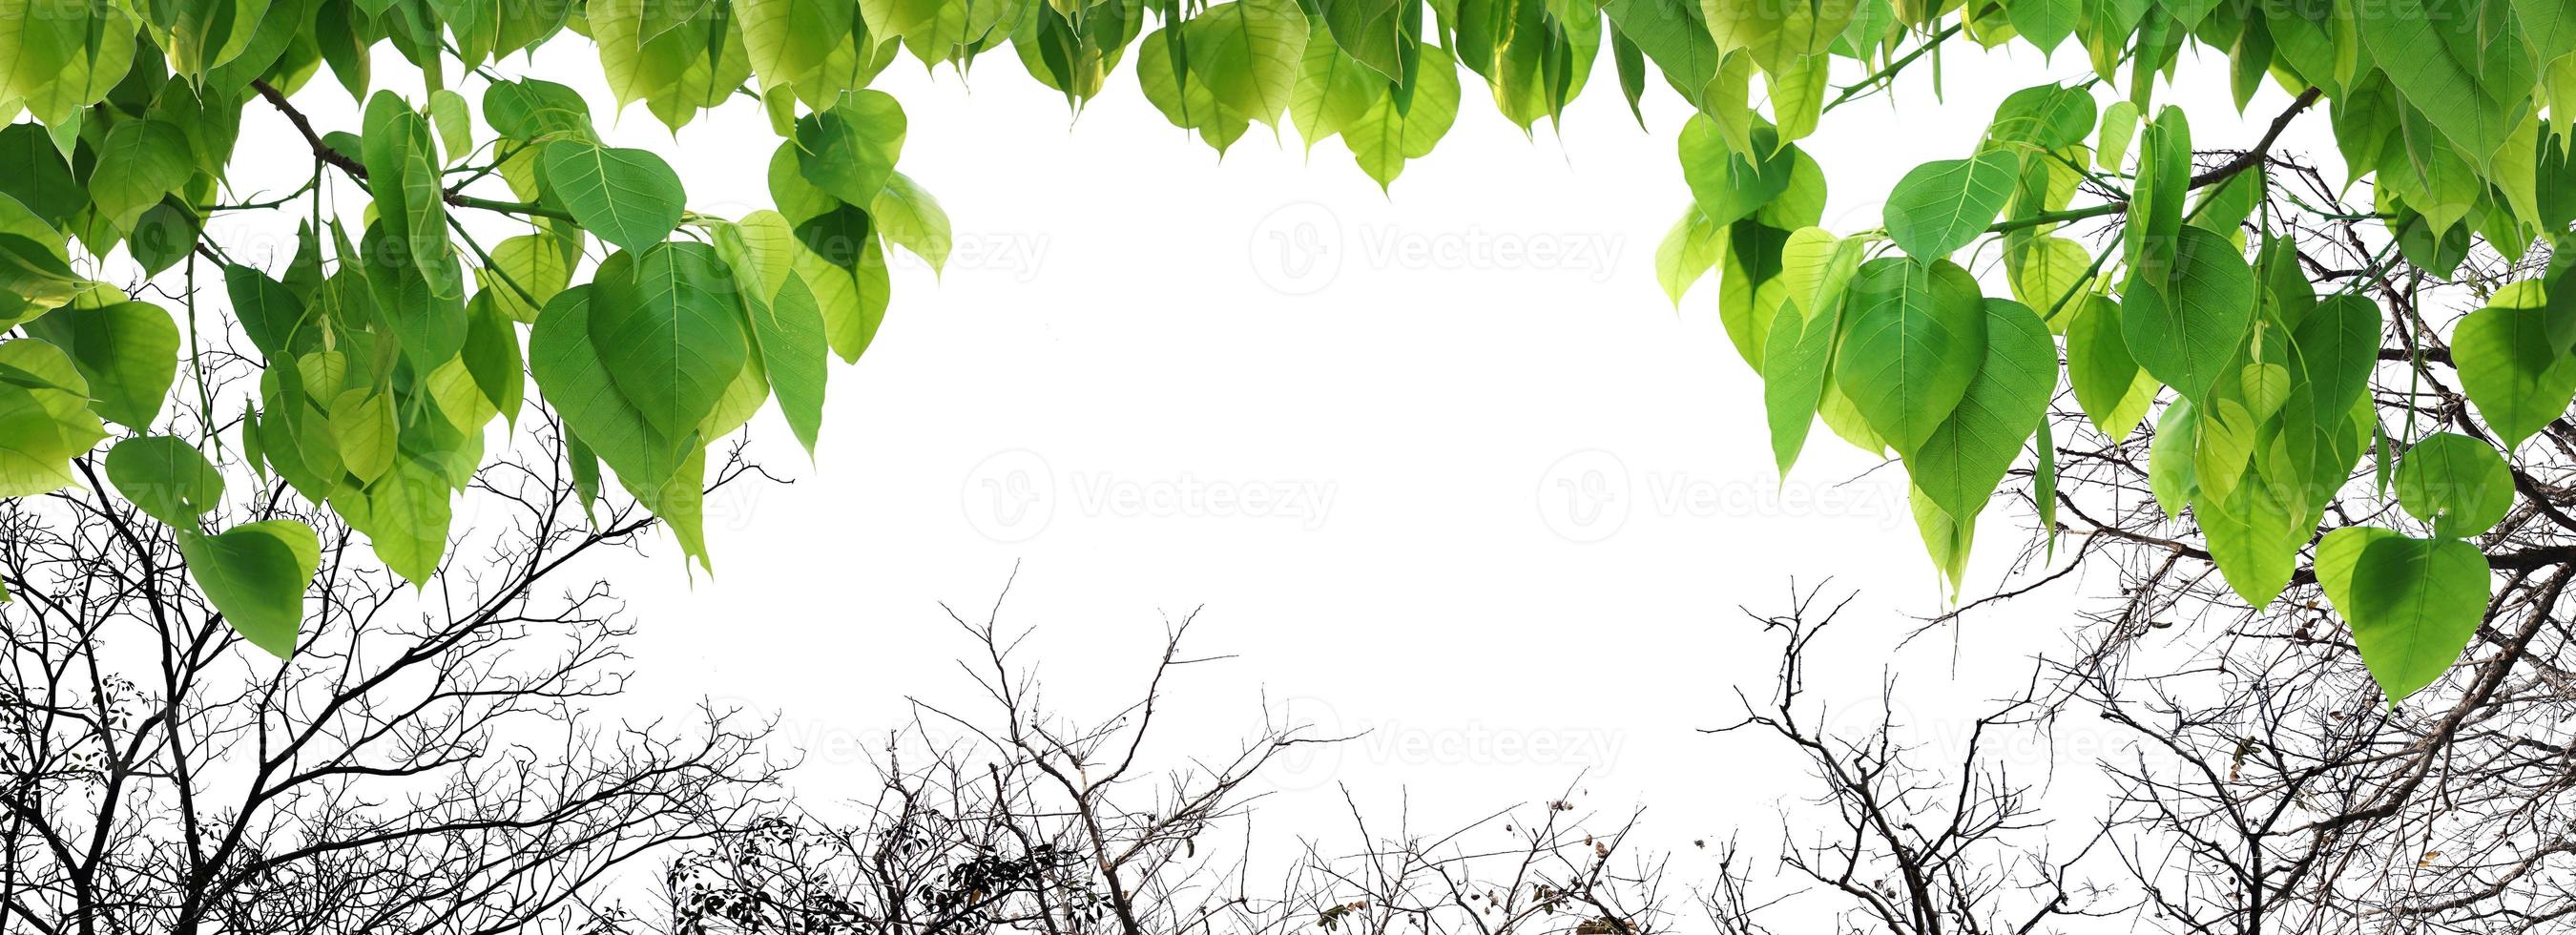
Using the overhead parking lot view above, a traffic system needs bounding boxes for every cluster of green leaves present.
[1643,0,2576,703]
[1,0,2571,701]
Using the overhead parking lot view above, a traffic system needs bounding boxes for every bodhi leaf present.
[529,284,691,490]
[1679,118,1794,229]
[588,242,751,444]
[2396,433,2513,538]
[542,139,687,253]
[1293,31,1382,150]
[1186,0,1308,124]
[2122,225,2254,404]
[1881,152,2018,260]
[1833,256,1987,455]
[796,91,907,207]
[2125,105,2190,291]
[1343,46,1462,189]
[2066,296,2157,437]
[178,519,320,659]
[2149,400,2197,519]
[2455,282,2576,450]
[90,117,194,228]
[2288,293,2381,418]
[1655,207,1726,305]
[2335,532,2493,704]
[751,273,830,455]
[105,434,224,528]
[22,301,179,429]
[330,459,453,587]
[872,172,952,272]
[1906,299,2056,533]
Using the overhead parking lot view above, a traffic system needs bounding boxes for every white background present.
[203,32,2345,883]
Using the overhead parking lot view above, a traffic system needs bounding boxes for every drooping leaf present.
[2121,225,2254,403]
[178,519,320,659]
[2065,296,2157,437]
[2336,533,2492,703]
[795,90,907,207]
[22,301,179,429]
[587,243,751,444]
[2456,283,2576,450]
[1906,299,2056,531]
[105,434,224,528]
[1833,257,1987,455]
[871,171,951,273]
[2395,432,2514,538]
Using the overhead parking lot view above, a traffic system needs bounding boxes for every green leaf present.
[2095,99,2139,173]
[2314,525,2397,615]
[2197,465,2304,606]
[2125,105,2190,291]
[1832,257,1987,455]
[1986,84,2095,151]
[542,138,687,253]
[2034,411,2058,558]
[1186,0,1310,124]
[90,117,194,227]
[871,171,951,272]
[1702,0,1856,75]
[484,233,575,323]
[1318,0,1406,79]
[327,388,398,484]
[2359,0,2533,172]
[1293,29,1382,150]
[2455,282,2576,450]
[529,284,690,490]
[222,263,307,360]
[1654,206,1726,305]
[485,78,597,142]
[2121,225,2254,404]
[1342,47,1462,189]
[752,273,830,455]
[1679,118,1794,229]
[463,295,526,427]
[2288,293,2381,419]
[2337,533,2492,703]
[1882,152,2018,260]
[427,89,474,163]
[2395,432,2513,538]
[0,233,98,312]
[2007,0,2080,53]
[329,459,452,587]
[105,435,223,528]
[2066,295,2156,437]
[794,90,906,208]
[1905,299,2056,531]
[739,0,855,92]
[588,242,751,443]
[22,301,179,429]
[2149,399,2197,519]
[178,519,320,659]
[1761,229,1866,476]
